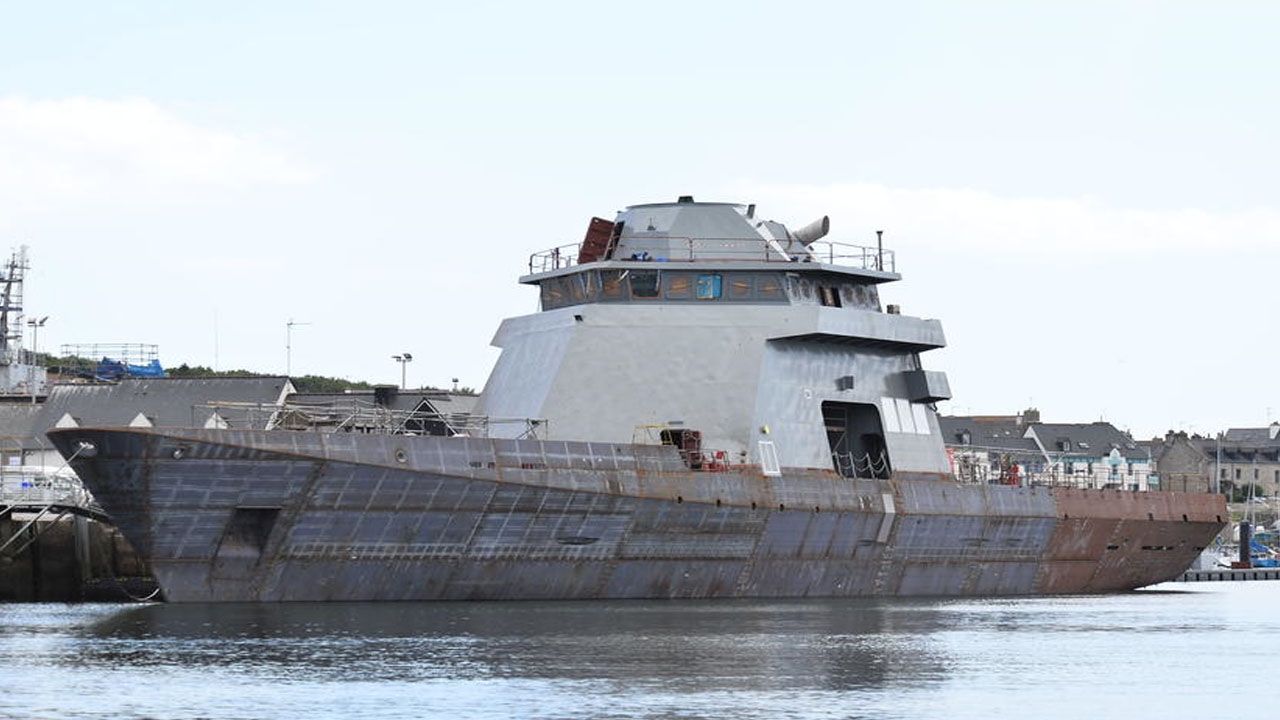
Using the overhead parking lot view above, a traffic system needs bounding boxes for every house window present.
[1235,468,1241,480]
[1255,468,1260,480]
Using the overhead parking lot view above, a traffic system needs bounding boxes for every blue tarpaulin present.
[95,358,166,380]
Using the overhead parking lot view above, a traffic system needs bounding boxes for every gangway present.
[0,464,107,560]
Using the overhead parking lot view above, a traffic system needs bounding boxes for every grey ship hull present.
[49,426,1227,602]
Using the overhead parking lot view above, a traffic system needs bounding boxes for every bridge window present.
[629,270,660,298]
[729,276,753,300]
[819,285,842,307]
[695,274,722,299]
[845,284,879,310]
[582,271,601,301]
[539,275,596,309]
[567,274,588,303]
[757,276,783,300]
[601,270,625,300]
[540,280,567,309]
[666,274,693,299]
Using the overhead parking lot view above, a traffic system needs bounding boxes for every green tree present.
[1228,482,1266,504]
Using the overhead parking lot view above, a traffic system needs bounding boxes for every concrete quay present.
[1,514,157,601]
[1177,567,1280,582]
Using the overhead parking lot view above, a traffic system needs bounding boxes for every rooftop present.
[526,199,897,277]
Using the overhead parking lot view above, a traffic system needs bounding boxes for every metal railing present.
[0,467,106,559]
[0,467,99,514]
[629,425,732,473]
[194,401,547,440]
[954,470,1149,491]
[951,460,1153,490]
[832,450,892,479]
[530,243,584,273]
[529,237,895,274]
[809,241,896,271]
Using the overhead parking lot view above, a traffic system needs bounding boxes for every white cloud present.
[0,96,315,225]
[729,181,1280,255]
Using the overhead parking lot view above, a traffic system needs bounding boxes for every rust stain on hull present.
[49,427,1228,603]
[1036,488,1226,593]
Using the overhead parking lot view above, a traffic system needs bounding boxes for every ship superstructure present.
[478,197,951,480]
[47,198,1226,602]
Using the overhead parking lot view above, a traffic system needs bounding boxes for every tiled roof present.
[0,377,293,450]
[939,415,1145,460]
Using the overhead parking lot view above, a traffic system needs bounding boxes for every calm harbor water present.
[2,581,1275,720]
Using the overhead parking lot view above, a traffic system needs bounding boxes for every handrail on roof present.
[528,237,895,274]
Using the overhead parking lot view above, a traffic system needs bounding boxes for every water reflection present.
[13,586,1272,720]
[82,599,954,691]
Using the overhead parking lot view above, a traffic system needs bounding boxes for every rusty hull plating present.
[48,427,1225,602]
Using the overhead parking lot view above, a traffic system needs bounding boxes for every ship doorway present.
[822,401,891,479]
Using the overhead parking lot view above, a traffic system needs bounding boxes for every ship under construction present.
[49,198,1226,601]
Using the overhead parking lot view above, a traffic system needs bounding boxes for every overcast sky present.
[2,1,1277,439]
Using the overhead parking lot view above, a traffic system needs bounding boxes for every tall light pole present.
[392,353,413,389]
[26,315,47,404]
[1214,432,1222,495]
[286,318,310,377]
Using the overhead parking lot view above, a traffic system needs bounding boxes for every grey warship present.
[48,197,1226,601]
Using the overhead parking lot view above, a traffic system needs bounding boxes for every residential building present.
[939,409,1155,490]
[1149,432,1214,494]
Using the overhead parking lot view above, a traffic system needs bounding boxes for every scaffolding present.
[60,343,160,366]
[192,400,546,439]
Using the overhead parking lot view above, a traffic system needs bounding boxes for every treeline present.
[166,364,378,393]
[51,356,476,395]
[166,363,476,395]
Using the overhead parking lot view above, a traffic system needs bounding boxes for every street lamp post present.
[26,316,47,404]
[392,353,413,390]
[1215,433,1222,495]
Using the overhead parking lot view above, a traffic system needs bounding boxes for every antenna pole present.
[286,318,310,377]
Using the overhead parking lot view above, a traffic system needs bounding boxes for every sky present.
[1,1,1278,439]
